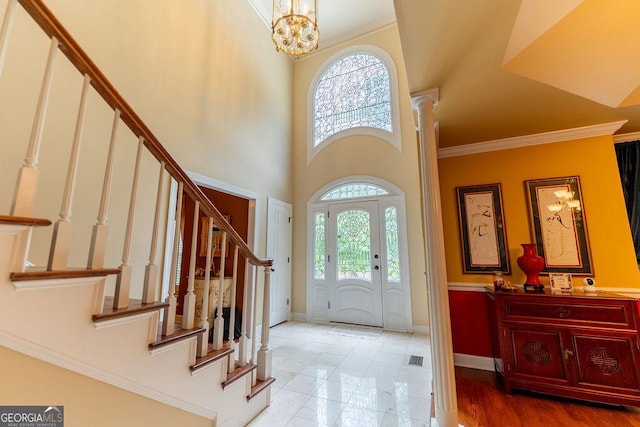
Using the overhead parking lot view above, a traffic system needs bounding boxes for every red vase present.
[517,243,545,292]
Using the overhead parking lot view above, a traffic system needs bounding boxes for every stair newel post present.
[250,264,259,368]
[0,0,17,79]
[142,161,166,303]
[197,216,214,357]
[182,201,200,329]
[162,181,183,336]
[113,136,144,309]
[257,266,273,381]
[88,109,120,269]
[227,244,240,374]
[48,73,91,271]
[239,262,254,366]
[11,36,58,217]
[213,230,228,350]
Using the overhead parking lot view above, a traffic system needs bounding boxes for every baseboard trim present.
[291,312,306,322]
[453,353,496,371]
[412,325,430,335]
[0,329,217,419]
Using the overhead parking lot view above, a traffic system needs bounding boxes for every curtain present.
[615,140,640,265]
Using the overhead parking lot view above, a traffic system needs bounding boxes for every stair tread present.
[11,266,120,281]
[93,297,169,322]
[191,345,235,372]
[149,324,205,350]
[222,363,257,389]
[247,377,276,400]
[0,215,52,227]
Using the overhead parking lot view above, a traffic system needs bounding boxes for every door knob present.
[374,266,379,270]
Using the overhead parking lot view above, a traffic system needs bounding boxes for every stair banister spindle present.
[197,216,214,357]
[0,0,17,79]
[48,73,91,271]
[257,267,273,381]
[142,162,166,304]
[162,181,183,336]
[213,230,227,350]
[250,265,259,367]
[11,36,58,217]
[113,136,144,309]
[88,109,120,269]
[227,244,239,374]
[238,262,253,366]
[182,200,199,329]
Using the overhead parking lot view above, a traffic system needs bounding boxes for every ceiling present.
[249,1,640,148]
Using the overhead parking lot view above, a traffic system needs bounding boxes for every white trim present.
[412,325,430,335]
[447,282,489,292]
[149,336,197,356]
[437,120,627,158]
[453,353,496,371]
[307,45,402,165]
[93,312,158,330]
[613,131,640,144]
[291,312,306,322]
[0,329,217,419]
[597,287,640,297]
[13,276,103,291]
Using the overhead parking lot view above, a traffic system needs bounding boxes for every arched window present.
[308,46,401,163]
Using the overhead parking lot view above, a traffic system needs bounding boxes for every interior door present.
[327,200,383,327]
[267,198,292,327]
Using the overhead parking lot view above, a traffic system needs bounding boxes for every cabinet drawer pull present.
[563,349,574,360]
[556,307,570,318]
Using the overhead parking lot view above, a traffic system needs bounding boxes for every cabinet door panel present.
[508,327,568,382]
[573,332,640,392]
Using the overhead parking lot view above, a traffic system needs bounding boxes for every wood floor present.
[455,367,640,426]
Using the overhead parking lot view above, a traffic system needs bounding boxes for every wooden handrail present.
[18,0,271,267]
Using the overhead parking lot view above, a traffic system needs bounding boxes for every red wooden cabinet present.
[489,288,640,406]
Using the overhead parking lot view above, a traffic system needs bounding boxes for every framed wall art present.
[199,215,231,258]
[456,183,510,274]
[525,176,593,274]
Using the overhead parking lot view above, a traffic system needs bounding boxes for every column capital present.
[411,87,439,111]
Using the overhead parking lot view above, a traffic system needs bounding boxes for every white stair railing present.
[213,231,228,350]
[182,201,199,330]
[227,244,239,374]
[142,162,166,304]
[0,0,17,79]
[163,181,183,336]
[257,267,272,381]
[197,217,214,357]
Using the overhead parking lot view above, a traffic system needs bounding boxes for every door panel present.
[328,201,383,327]
[267,198,292,326]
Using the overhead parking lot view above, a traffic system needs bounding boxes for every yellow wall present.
[0,346,213,427]
[439,135,640,288]
[291,26,429,328]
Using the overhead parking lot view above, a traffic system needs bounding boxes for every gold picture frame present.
[199,215,231,258]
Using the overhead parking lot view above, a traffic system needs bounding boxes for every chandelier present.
[272,0,319,57]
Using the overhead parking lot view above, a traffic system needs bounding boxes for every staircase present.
[0,1,274,425]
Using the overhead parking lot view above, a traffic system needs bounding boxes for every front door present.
[327,200,383,327]
[267,198,292,327]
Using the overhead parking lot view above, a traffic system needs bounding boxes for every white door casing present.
[267,197,292,326]
[327,200,383,327]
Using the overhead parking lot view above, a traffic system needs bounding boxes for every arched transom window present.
[320,183,389,201]
[313,53,393,147]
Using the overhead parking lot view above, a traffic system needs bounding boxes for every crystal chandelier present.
[272,0,319,57]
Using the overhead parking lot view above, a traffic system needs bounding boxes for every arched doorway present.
[307,177,413,331]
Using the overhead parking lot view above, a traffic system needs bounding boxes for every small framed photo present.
[549,273,573,292]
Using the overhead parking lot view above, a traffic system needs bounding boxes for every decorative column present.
[411,88,458,427]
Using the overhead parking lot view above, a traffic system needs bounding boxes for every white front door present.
[327,200,383,327]
[267,198,292,327]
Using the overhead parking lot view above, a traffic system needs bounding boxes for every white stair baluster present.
[88,109,120,269]
[197,217,214,357]
[48,73,91,270]
[213,231,227,350]
[238,262,253,366]
[250,265,259,369]
[182,201,199,329]
[142,162,166,303]
[0,0,17,79]
[257,266,272,381]
[227,244,239,374]
[113,136,144,309]
[162,181,183,336]
[11,36,59,217]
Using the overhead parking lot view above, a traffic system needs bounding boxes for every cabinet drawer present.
[504,300,635,329]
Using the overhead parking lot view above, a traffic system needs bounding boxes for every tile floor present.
[248,321,433,427]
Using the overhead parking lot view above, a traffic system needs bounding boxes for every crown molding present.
[437,120,627,158]
[613,131,640,144]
